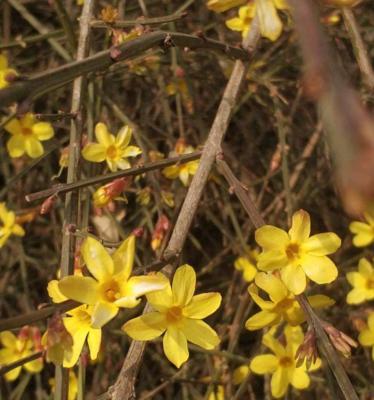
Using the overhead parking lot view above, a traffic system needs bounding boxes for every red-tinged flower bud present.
[18,326,30,341]
[151,215,170,251]
[40,194,58,215]
[132,227,144,238]
[175,66,185,79]
[175,138,187,155]
[31,327,43,351]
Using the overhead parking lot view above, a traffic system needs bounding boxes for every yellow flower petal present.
[122,312,167,340]
[116,125,132,147]
[0,331,16,348]
[301,254,338,284]
[24,357,43,373]
[257,0,283,42]
[255,272,287,303]
[4,118,22,135]
[255,226,289,249]
[307,294,335,308]
[145,274,173,311]
[271,367,289,398]
[163,327,189,368]
[207,0,247,13]
[235,257,257,282]
[112,235,135,278]
[25,137,44,158]
[22,113,36,128]
[7,135,25,158]
[346,271,365,287]
[349,222,374,247]
[358,329,374,346]
[91,301,118,328]
[248,284,275,310]
[48,280,68,303]
[115,158,131,170]
[358,258,373,276]
[82,143,106,162]
[172,264,196,307]
[179,168,190,186]
[183,292,221,319]
[368,313,374,331]
[32,122,54,140]
[87,329,101,360]
[12,224,25,237]
[245,310,280,330]
[63,327,89,368]
[81,237,114,281]
[280,264,306,294]
[274,0,288,9]
[233,365,250,385]
[163,165,180,179]
[302,233,341,255]
[122,145,141,158]
[58,276,99,304]
[257,249,288,272]
[346,288,366,304]
[0,54,8,69]
[288,210,311,243]
[262,333,286,356]
[182,319,220,349]
[250,354,279,374]
[95,123,113,147]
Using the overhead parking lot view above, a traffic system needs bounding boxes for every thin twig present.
[25,151,202,203]
[0,351,43,376]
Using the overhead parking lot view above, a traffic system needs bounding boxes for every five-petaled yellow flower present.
[250,325,321,398]
[82,122,141,172]
[122,264,222,368]
[226,0,288,42]
[346,258,374,305]
[255,209,341,295]
[0,54,17,89]
[234,248,259,282]
[246,272,335,330]
[57,235,166,328]
[5,113,54,159]
[0,202,25,248]
[358,312,374,360]
[349,204,374,248]
[162,139,199,186]
[0,330,43,381]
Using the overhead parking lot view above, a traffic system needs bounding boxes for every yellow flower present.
[50,370,78,400]
[250,325,321,398]
[207,385,225,400]
[349,204,374,247]
[57,235,166,328]
[122,265,222,368]
[5,113,54,159]
[226,0,288,42]
[82,122,142,172]
[0,203,25,248]
[255,209,341,295]
[0,54,17,89]
[246,272,335,330]
[62,305,102,367]
[207,0,246,13]
[346,258,374,304]
[234,249,259,282]
[0,329,43,381]
[358,312,374,360]
[162,139,199,186]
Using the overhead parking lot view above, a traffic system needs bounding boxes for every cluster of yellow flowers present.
[347,205,374,359]
[45,235,222,369]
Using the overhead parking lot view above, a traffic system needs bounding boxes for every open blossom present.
[162,138,199,186]
[250,325,321,398]
[346,258,374,304]
[0,202,25,248]
[82,122,141,172]
[0,54,17,89]
[122,265,222,368]
[0,328,43,381]
[358,312,374,360]
[349,204,374,247]
[245,272,335,330]
[57,235,166,328]
[255,209,341,295]
[226,0,288,42]
[234,248,259,282]
[5,113,54,159]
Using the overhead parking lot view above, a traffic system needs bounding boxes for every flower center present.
[106,145,118,160]
[275,298,295,312]
[286,243,300,261]
[166,306,183,324]
[366,278,374,290]
[101,280,121,302]
[76,310,91,324]
[279,356,293,368]
[22,127,33,136]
